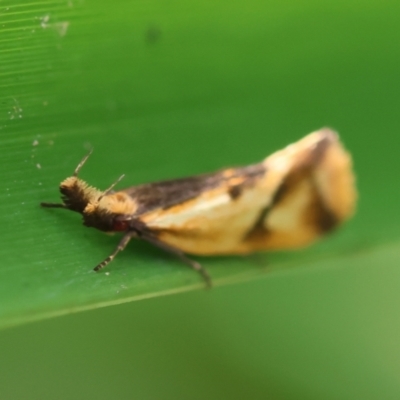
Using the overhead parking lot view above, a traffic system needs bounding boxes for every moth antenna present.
[99,174,126,199]
[40,202,67,208]
[74,148,93,177]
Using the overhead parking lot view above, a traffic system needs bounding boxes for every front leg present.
[94,231,137,272]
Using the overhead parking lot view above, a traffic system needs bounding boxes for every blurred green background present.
[1,0,400,399]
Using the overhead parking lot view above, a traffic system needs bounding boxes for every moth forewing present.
[141,182,279,254]
[139,128,356,256]
[41,128,356,286]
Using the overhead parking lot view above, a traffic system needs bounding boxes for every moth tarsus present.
[93,232,134,272]
[41,128,356,287]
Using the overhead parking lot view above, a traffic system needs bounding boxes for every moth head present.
[52,152,133,232]
[59,176,102,213]
[56,150,102,213]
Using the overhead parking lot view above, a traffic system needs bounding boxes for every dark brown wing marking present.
[307,184,338,233]
[123,163,266,216]
[244,133,338,243]
[228,185,243,200]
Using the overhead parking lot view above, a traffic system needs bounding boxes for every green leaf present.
[1,0,398,329]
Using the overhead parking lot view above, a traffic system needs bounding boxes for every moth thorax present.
[60,176,102,213]
[82,201,114,231]
[98,193,138,216]
[82,194,136,232]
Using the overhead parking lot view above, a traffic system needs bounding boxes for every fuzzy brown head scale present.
[59,176,102,213]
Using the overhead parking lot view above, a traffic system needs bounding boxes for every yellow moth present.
[41,128,356,286]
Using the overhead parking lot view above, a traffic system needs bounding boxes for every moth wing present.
[244,129,356,251]
[138,165,280,254]
[139,128,356,255]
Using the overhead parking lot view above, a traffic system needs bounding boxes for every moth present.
[41,128,356,286]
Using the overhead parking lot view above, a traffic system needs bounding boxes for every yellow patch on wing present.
[140,165,289,254]
[139,128,356,256]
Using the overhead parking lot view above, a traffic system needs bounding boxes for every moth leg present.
[141,234,212,288]
[94,231,136,272]
[40,202,67,208]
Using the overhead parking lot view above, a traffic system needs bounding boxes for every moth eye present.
[112,220,129,232]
